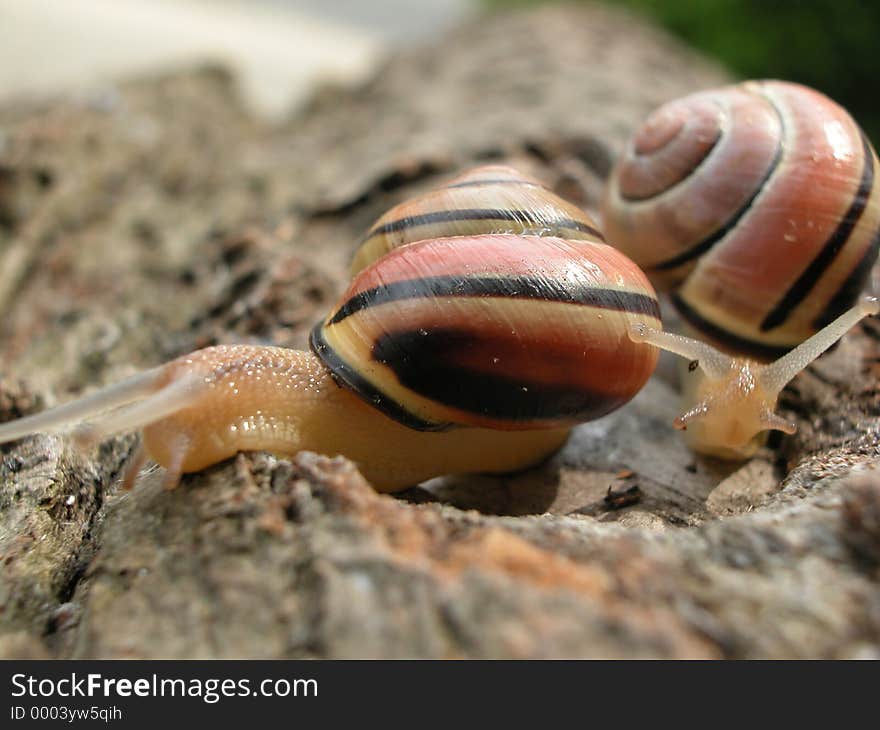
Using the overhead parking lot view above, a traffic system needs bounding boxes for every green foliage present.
[485,0,880,141]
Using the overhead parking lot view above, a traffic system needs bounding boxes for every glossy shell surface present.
[602,80,880,359]
[351,165,605,274]
[313,234,661,430]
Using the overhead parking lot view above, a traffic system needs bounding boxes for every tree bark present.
[1,4,878,659]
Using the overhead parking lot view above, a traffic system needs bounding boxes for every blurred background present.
[490,0,880,141]
[0,0,469,118]
[1,0,877,138]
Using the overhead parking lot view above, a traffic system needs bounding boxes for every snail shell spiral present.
[602,80,880,360]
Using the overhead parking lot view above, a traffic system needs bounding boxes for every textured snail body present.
[139,345,570,490]
[0,165,660,491]
[602,80,880,360]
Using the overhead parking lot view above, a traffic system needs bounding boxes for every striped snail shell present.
[601,80,880,360]
[351,164,605,274]
[313,165,661,432]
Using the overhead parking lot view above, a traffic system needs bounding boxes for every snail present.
[0,166,661,492]
[602,80,880,358]
[602,79,880,458]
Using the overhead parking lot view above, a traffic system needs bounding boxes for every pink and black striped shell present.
[351,165,606,274]
[601,80,880,360]
[311,166,661,431]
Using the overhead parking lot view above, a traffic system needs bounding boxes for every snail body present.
[0,166,660,491]
[139,346,572,491]
[602,80,880,360]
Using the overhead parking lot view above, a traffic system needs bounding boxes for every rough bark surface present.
[1,4,879,659]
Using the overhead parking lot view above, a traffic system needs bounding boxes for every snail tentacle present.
[760,411,797,436]
[672,399,712,432]
[70,371,208,452]
[759,296,880,395]
[0,367,165,444]
[628,323,732,379]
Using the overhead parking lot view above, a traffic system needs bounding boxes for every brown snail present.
[602,80,880,458]
[0,166,660,491]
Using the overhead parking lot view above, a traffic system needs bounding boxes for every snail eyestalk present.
[629,322,733,379]
[629,297,879,459]
[70,372,208,452]
[0,368,165,444]
[759,297,880,395]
